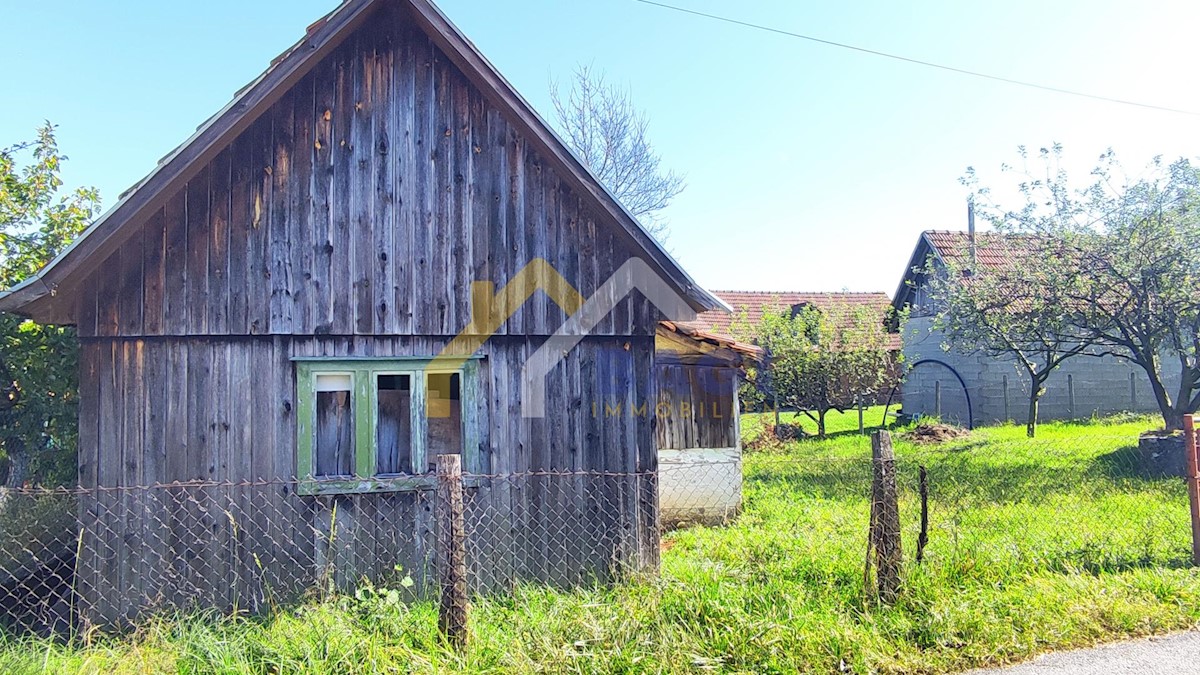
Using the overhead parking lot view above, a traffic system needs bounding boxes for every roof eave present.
[0,276,49,317]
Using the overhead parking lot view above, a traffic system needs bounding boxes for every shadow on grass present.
[1090,444,1179,482]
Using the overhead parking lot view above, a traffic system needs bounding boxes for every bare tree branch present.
[550,65,684,240]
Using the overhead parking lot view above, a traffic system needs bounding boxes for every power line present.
[633,0,1200,118]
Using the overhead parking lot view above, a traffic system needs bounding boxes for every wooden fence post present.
[436,454,469,647]
[1184,416,1200,567]
[869,430,903,602]
[916,465,929,564]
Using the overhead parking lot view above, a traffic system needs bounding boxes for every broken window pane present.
[314,373,354,477]
[426,372,462,471]
[376,374,412,475]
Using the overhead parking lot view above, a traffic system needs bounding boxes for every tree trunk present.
[818,409,827,439]
[1026,387,1040,438]
[1145,366,1181,431]
[3,439,28,489]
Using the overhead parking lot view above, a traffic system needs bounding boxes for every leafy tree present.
[750,305,896,438]
[925,233,1097,437]
[968,147,1200,431]
[551,65,684,239]
[0,124,100,487]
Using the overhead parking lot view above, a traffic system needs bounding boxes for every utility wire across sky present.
[634,0,1200,118]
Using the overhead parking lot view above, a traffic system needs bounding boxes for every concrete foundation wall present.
[659,448,742,526]
[900,317,1175,426]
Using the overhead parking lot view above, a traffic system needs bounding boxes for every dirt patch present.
[746,423,807,450]
[903,423,969,445]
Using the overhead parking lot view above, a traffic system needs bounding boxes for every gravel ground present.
[967,630,1200,674]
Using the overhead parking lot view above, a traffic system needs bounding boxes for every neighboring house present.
[691,291,902,415]
[693,291,901,353]
[655,322,760,526]
[0,0,727,626]
[892,230,1169,426]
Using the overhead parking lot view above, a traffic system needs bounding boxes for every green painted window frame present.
[294,356,482,496]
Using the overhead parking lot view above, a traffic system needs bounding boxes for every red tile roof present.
[687,291,901,351]
[922,230,1040,272]
[658,321,764,362]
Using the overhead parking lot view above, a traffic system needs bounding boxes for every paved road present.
[968,630,1200,674]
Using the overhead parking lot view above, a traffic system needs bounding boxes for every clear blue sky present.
[4,0,1199,296]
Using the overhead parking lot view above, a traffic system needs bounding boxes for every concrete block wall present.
[900,317,1174,426]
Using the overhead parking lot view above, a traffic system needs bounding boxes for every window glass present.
[376,374,412,475]
[314,373,354,477]
[426,372,462,471]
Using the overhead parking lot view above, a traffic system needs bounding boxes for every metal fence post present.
[1184,416,1200,567]
[1068,374,1075,418]
[436,454,469,646]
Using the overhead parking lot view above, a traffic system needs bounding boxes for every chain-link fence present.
[0,414,1195,638]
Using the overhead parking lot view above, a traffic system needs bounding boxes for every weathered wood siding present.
[75,6,657,342]
[654,364,739,450]
[72,3,663,625]
[76,334,657,624]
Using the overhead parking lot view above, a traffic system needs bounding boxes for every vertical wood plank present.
[311,56,336,334]
[95,342,121,622]
[226,136,251,336]
[247,117,273,335]
[412,36,435,335]
[504,132,526,335]
[185,169,210,334]
[141,210,166,335]
[208,148,232,335]
[351,35,375,335]
[75,343,101,626]
[95,251,120,337]
[372,34,396,335]
[486,110,509,337]
[269,91,295,334]
[140,341,168,613]
[118,229,145,336]
[163,340,189,608]
[291,74,316,335]
[450,73,472,336]
[119,341,145,619]
[330,47,355,333]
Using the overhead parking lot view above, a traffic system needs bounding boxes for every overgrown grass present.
[4,413,1199,674]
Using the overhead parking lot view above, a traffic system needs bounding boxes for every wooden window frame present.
[294,356,482,496]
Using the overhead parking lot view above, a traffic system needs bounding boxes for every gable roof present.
[0,0,726,323]
[892,230,1043,311]
[687,290,901,351]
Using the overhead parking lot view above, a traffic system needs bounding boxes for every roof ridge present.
[708,290,891,296]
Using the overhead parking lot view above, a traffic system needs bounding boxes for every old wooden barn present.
[0,0,725,625]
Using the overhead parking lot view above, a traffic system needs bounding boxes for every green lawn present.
[5,412,1199,674]
[741,404,896,444]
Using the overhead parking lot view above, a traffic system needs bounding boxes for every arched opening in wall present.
[905,359,974,430]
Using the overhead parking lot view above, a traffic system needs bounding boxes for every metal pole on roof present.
[968,199,977,270]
